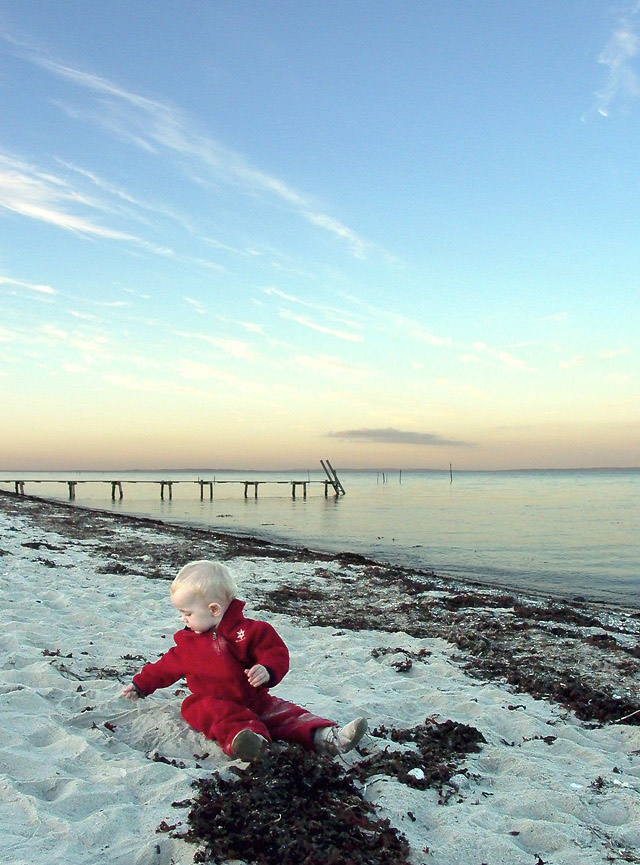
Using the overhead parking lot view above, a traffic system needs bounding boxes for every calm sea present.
[1,468,638,607]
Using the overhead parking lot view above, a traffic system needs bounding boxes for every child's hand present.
[121,683,139,700]
[245,665,270,688]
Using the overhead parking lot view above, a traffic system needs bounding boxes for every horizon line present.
[1,465,638,475]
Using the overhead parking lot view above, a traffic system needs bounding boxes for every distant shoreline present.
[2,465,639,474]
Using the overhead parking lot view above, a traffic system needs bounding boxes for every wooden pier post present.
[199,480,214,501]
[111,482,123,500]
[160,481,173,501]
[244,482,258,498]
[291,481,307,499]
[67,481,77,500]
[15,481,25,496]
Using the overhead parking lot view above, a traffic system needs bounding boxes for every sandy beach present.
[2,490,640,865]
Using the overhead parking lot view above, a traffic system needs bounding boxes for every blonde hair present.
[171,560,237,606]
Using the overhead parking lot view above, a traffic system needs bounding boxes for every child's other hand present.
[121,683,139,700]
[245,665,270,688]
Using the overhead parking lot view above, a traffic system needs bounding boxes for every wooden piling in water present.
[199,480,214,500]
[244,482,259,499]
[291,481,307,499]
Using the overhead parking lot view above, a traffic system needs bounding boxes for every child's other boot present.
[315,717,367,756]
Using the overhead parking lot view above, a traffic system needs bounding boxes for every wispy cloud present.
[435,378,491,401]
[0,326,18,343]
[346,297,542,374]
[560,355,583,369]
[0,272,56,295]
[56,158,169,224]
[38,323,112,359]
[279,309,364,343]
[240,321,264,334]
[102,371,223,399]
[408,322,453,347]
[302,211,368,258]
[102,372,170,393]
[295,354,368,378]
[202,236,263,258]
[9,43,371,257]
[175,330,254,359]
[68,309,97,320]
[41,323,68,341]
[57,159,155,214]
[184,297,206,315]
[326,427,471,446]
[587,4,640,118]
[560,347,628,369]
[261,287,369,351]
[87,298,130,309]
[175,359,233,381]
[540,311,568,323]
[0,152,144,242]
[262,286,300,304]
[1,151,181,260]
[470,341,538,372]
[121,287,151,300]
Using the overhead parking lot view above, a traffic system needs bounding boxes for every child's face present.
[171,589,221,634]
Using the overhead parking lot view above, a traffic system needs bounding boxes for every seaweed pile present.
[354,720,486,801]
[175,744,411,865]
[170,719,486,864]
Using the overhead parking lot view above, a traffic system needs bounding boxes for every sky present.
[1,1,639,471]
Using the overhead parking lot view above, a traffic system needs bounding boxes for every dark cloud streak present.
[326,427,471,447]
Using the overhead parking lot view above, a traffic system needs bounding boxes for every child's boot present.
[230,729,267,760]
[314,717,367,756]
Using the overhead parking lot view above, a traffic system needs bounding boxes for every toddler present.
[122,560,367,761]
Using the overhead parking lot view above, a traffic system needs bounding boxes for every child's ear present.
[208,602,222,618]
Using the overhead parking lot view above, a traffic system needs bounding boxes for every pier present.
[2,461,346,502]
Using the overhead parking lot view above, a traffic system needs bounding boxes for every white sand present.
[2,501,640,864]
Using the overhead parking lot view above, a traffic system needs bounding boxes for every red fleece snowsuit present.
[132,598,334,755]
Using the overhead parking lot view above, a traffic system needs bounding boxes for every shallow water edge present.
[3,488,639,613]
